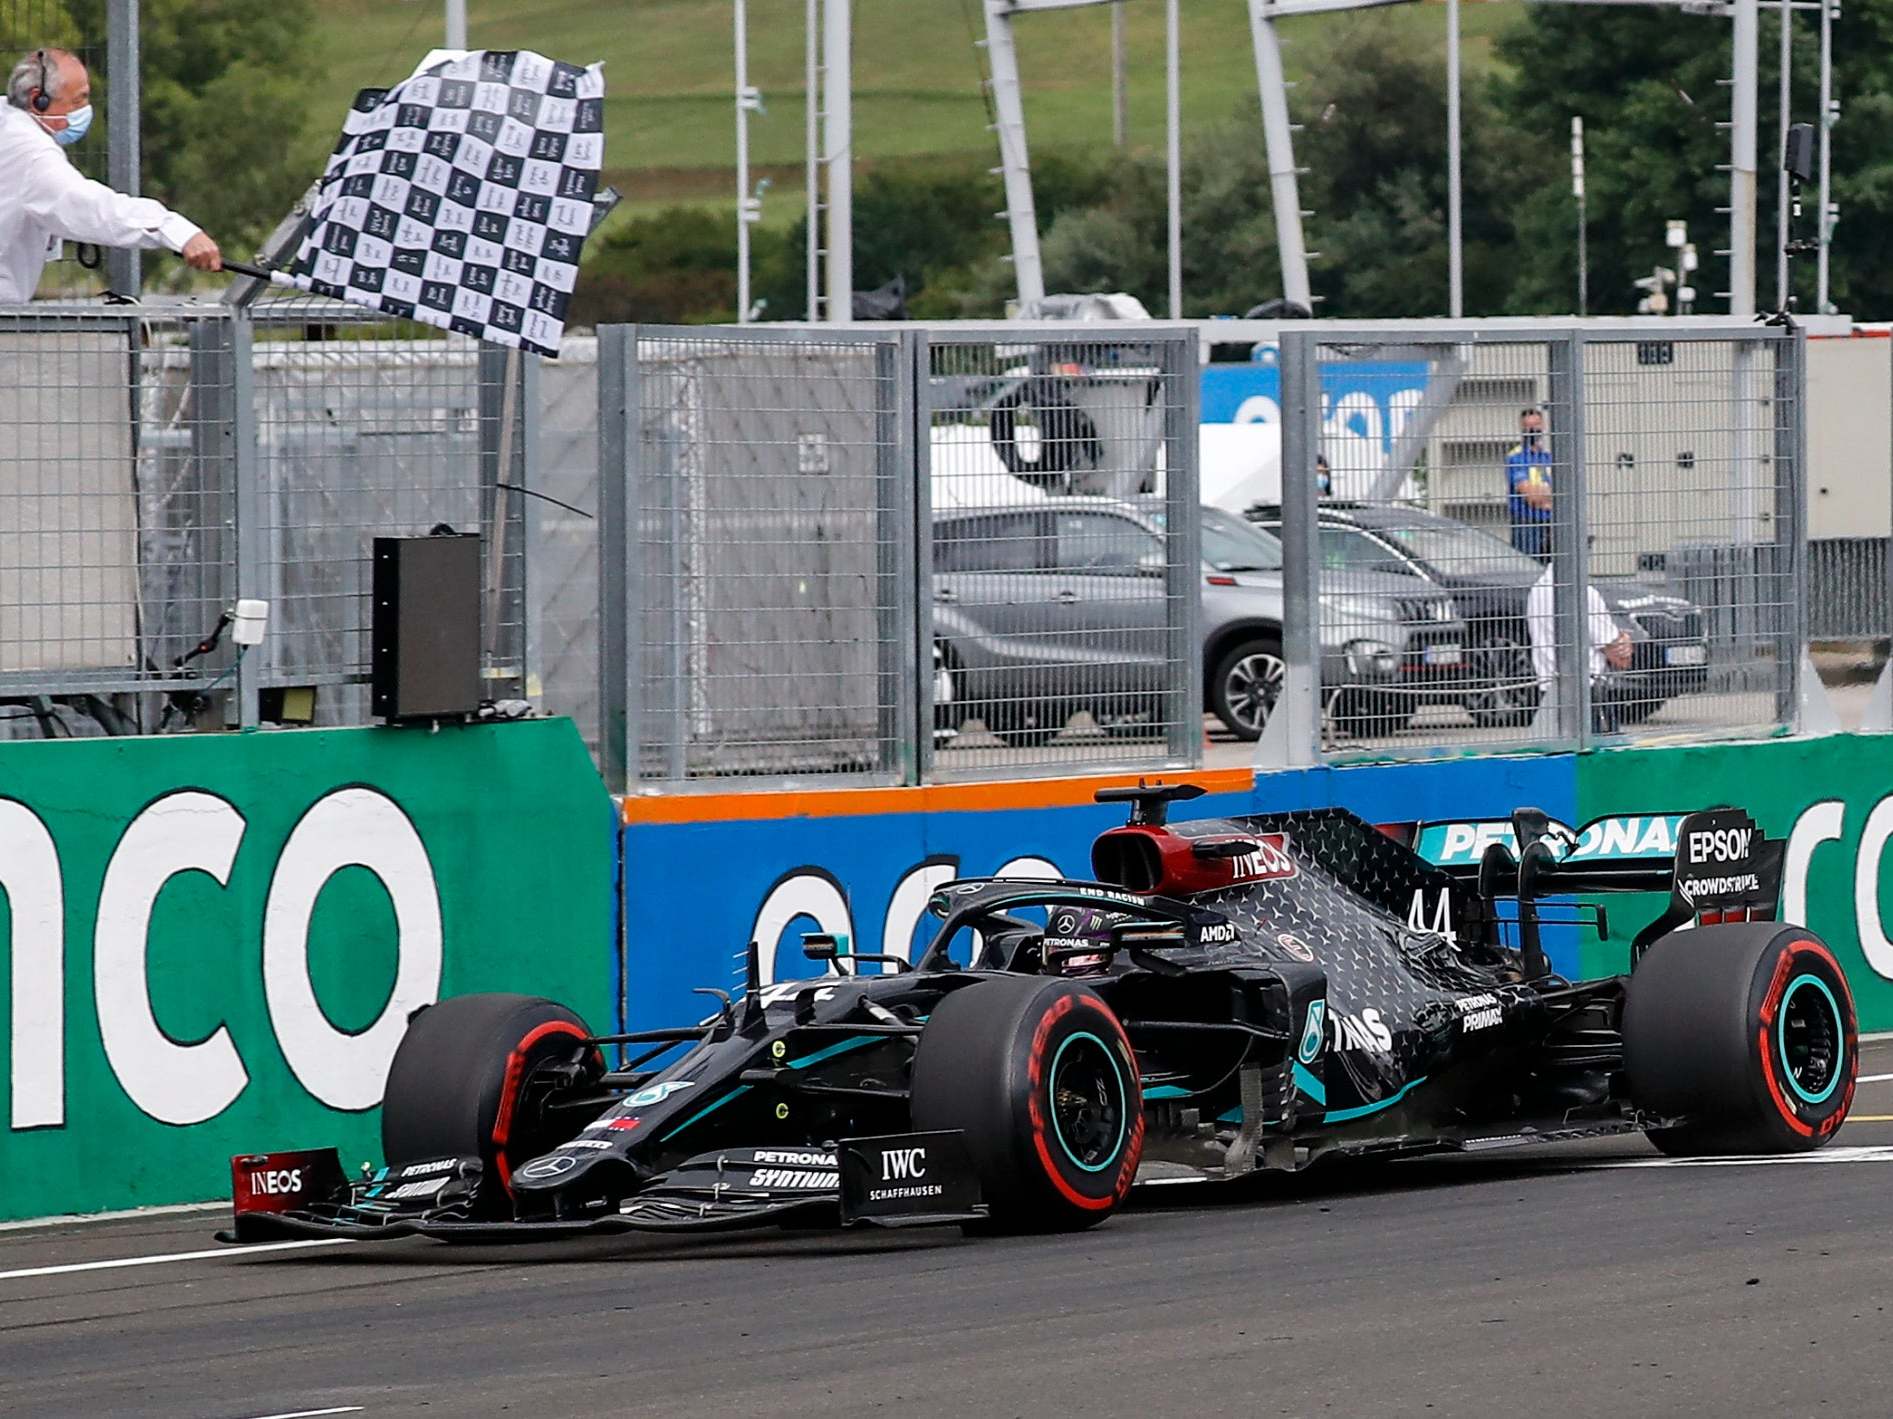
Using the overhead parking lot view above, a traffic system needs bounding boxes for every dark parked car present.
[931,499,1467,745]
[1133,499,1467,740]
[1251,503,1709,728]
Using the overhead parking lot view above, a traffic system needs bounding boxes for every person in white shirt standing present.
[0,46,222,302]
[1525,561,1638,733]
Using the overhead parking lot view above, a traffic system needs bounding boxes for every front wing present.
[218,1133,985,1245]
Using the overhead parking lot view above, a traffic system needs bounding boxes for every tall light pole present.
[735,0,764,323]
[1571,116,1587,315]
[1817,0,1835,312]
[806,0,820,319]
[1246,0,1315,311]
[1729,0,1759,317]
[1166,0,1182,318]
[1446,0,1463,317]
[1775,0,1793,310]
[823,0,853,322]
[1111,0,1128,150]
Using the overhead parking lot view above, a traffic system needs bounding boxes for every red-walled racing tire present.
[911,975,1143,1231]
[1625,923,1857,1156]
[381,993,597,1209]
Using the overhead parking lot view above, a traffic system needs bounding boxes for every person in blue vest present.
[1506,407,1554,561]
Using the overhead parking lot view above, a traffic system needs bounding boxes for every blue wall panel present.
[620,756,1578,1030]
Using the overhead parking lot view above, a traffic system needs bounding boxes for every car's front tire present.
[1464,635,1541,729]
[381,993,599,1209]
[1625,923,1857,1155]
[1210,636,1283,741]
[1328,687,1414,739]
[911,977,1143,1231]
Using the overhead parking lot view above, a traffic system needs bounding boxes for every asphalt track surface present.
[10,1043,1893,1418]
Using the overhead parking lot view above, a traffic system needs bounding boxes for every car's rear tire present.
[932,641,963,742]
[1624,923,1857,1156]
[381,993,598,1205]
[911,977,1143,1231]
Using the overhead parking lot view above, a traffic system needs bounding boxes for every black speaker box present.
[371,534,482,722]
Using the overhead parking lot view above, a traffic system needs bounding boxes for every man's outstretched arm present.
[16,146,219,269]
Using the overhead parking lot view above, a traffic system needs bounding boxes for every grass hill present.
[307,0,1520,232]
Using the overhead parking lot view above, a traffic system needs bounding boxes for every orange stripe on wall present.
[620,768,1257,825]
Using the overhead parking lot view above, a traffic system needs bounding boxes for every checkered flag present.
[283,50,605,357]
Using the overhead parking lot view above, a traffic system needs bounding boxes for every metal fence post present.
[1163,328,1203,766]
[517,351,543,707]
[478,345,526,697]
[105,0,140,298]
[1776,326,1810,727]
[1547,330,1590,747]
[1273,329,1321,767]
[881,332,920,784]
[909,330,937,784]
[596,325,633,790]
[228,313,259,728]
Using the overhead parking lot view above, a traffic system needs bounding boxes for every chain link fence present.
[922,328,1201,776]
[597,326,915,786]
[0,304,1824,779]
[0,298,533,734]
[0,305,235,736]
[1269,324,1804,763]
[592,323,1203,790]
[246,296,530,726]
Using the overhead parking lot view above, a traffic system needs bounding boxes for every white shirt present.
[0,103,201,302]
[1526,563,1624,686]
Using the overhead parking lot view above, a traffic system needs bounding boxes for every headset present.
[31,48,51,111]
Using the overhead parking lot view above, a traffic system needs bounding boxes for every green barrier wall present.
[0,720,615,1222]
[1578,735,1893,1028]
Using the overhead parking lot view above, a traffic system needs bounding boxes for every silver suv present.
[931,498,1466,744]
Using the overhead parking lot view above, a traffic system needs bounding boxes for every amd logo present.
[881,1146,928,1182]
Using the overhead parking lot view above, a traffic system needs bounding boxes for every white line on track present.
[0,1237,351,1282]
[1856,1072,1893,1084]
[238,1409,363,1419]
[1575,1145,1893,1170]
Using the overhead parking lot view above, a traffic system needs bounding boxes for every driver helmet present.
[1042,905,1124,976]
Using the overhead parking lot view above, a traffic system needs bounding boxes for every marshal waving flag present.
[282,49,605,357]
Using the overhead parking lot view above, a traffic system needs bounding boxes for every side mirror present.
[802,933,844,962]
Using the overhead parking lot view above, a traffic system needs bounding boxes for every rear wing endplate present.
[1414,806,1785,973]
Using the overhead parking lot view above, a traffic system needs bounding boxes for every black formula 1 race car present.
[220,784,1858,1247]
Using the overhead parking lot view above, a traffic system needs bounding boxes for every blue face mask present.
[51,103,92,147]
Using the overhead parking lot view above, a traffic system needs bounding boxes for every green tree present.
[570,205,789,326]
[51,0,321,261]
[1492,6,1826,314]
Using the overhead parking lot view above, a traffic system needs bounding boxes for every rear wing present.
[1410,807,1785,972]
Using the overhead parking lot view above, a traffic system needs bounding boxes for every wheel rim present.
[1778,973,1845,1105]
[1469,638,1534,712]
[1048,1031,1127,1173]
[1224,651,1284,735]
